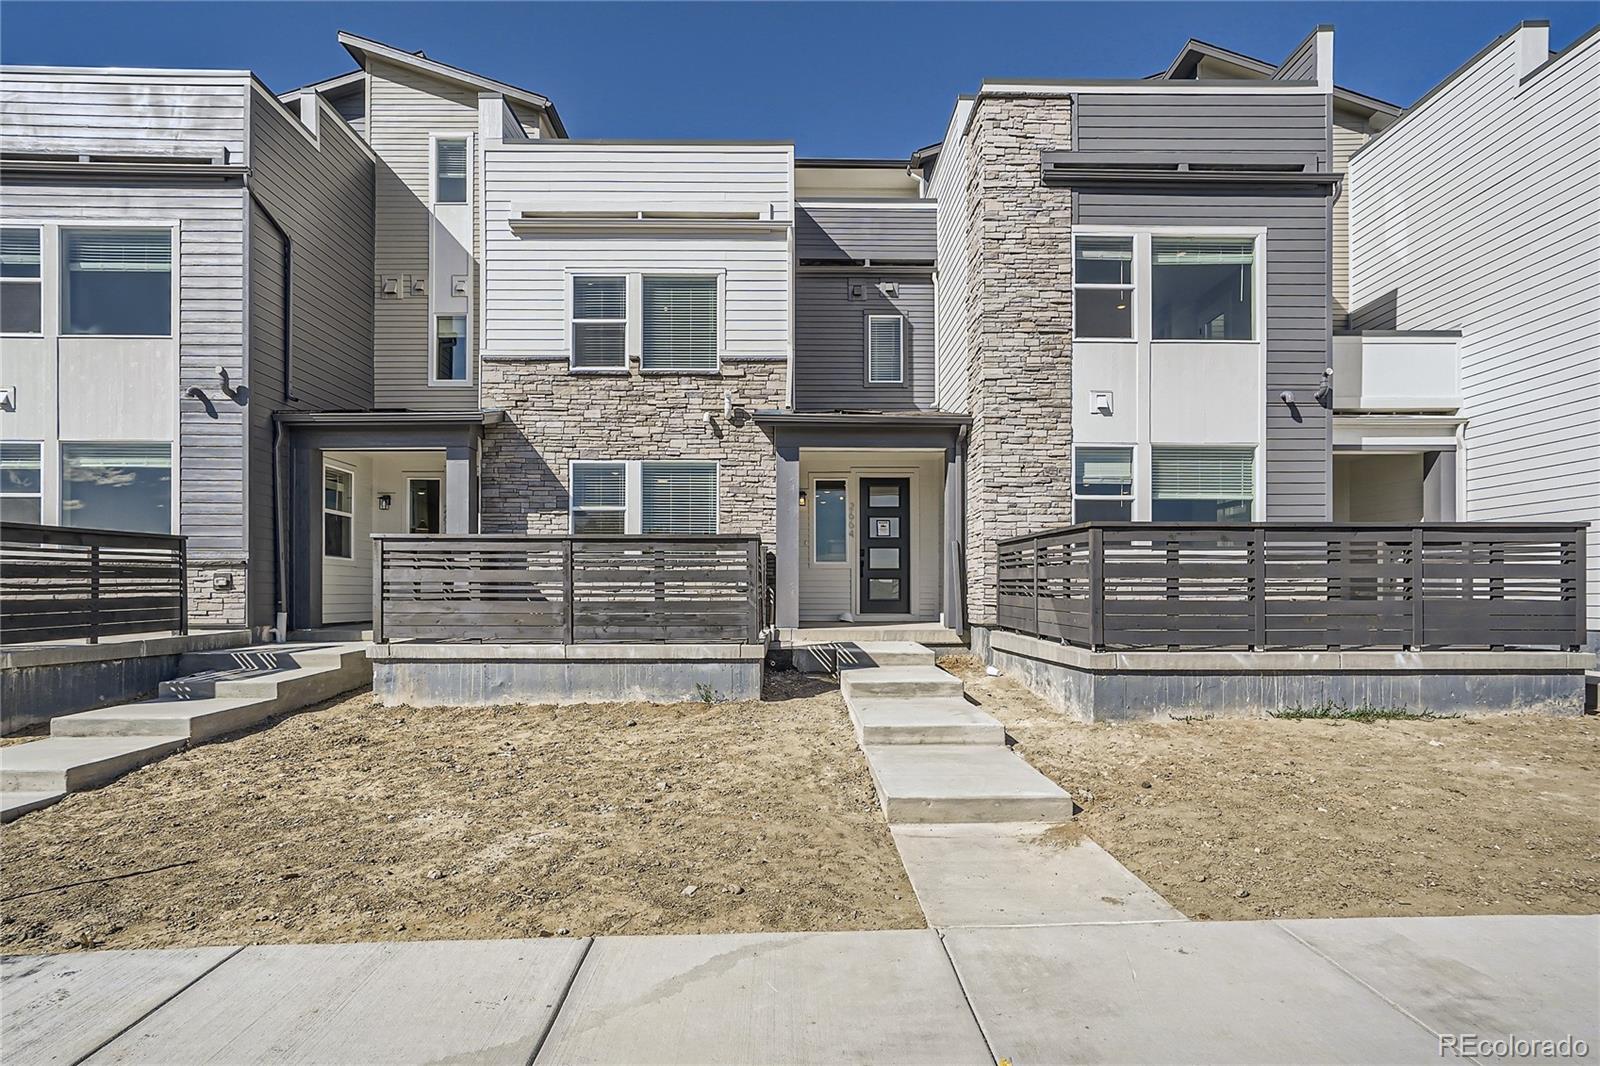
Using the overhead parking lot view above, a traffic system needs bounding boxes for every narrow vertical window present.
[1073,447,1135,521]
[1073,235,1134,339]
[570,462,626,533]
[61,442,171,533]
[1151,446,1255,522]
[641,461,718,535]
[434,138,468,204]
[812,479,847,563]
[866,315,904,384]
[571,275,627,370]
[1,227,42,335]
[407,478,442,534]
[0,441,43,523]
[62,228,171,336]
[642,275,718,371]
[434,314,467,382]
[323,465,354,558]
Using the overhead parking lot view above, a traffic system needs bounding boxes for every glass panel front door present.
[859,477,910,614]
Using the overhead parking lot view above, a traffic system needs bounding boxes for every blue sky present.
[3,2,1595,155]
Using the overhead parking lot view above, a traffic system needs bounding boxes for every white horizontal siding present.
[482,143,793,361]
[1348,31,1600,631]
[1330,116,1369,325]
[929,99,974,412]
[0,71,248,161]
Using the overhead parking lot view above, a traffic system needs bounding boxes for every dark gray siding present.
[794,273,935,411]
[1274,39,1320,82]
[1076,184,1334,520]
[1074,95,1329,164]
[245,89,376,626]
[796,204,936,263]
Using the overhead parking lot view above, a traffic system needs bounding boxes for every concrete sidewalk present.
[3,915,1595,1065]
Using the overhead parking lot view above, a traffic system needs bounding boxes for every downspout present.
[247,179,295,640]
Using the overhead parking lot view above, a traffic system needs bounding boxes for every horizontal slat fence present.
[997,523,1586,652]
[1,522,187,645]
[374,535,764,644]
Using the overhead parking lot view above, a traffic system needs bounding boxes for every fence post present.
[1410,527,1424,651]
[1031,537,1040,638]
[1088,526,1105,651]
[87,543,101,644]
[371,536,385,644]
[563,539,576,645]
[746,538,761,642]
[1251,527,1267,650]
[177,536,189,636]
[1572,526,1588,651]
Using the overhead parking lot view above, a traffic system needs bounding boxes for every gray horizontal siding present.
[1275,39,1319,82]
[1074,94,1330,164]
[1076,184,1334,520]
[796,204,936,263]
[0,72,248,162]
[794,273,935,411]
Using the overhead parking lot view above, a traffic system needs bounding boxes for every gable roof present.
[1161,37,1402,116]
[336,31,567,137]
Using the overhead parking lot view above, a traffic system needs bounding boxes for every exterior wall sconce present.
[798,489,808,508]
[377,493,393,510]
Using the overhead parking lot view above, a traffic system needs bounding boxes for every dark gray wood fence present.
[1,522,188,645]
[996,523,1587,652]
[374,534,765,644]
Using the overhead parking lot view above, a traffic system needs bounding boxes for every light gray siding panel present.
[1275,40,1320,82]
[1074,94,1330,163]
[929,99,974,412]
[1076,185,1334,520]
[796,204,935,263]
[0,72,248,161]
[794,274,934,411]
[1329,115,1369,326]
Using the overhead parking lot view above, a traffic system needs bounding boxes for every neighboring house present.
[1344,21,1600,647]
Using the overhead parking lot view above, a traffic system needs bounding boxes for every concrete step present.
[847,696,1006,746]
[840,666,964,701]
[1,736,187,794]
[50,695,277,741]
[174,642,362,679]
[0,789,66,823]
[836,642,938,669]
[862,744,1076,824]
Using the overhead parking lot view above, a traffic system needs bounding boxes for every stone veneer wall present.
[479,361,787,540]
[186,560,247,629]
[961,94,1076,627]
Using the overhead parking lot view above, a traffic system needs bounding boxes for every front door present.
[859,477,910,614]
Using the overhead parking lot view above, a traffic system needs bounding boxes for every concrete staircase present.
[836,643,1074,824]
[0,643,370,823]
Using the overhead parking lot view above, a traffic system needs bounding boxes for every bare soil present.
[941,655,1600,921]
[1,673,923,953]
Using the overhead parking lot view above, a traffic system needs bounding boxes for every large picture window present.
[62,228,172,336]
[570,461,626,534]
[323,465,354,559]
[642,275,718,372]
[1073,236,1134,339]
[61,442,172,533]
[1,227,43,335]
[812,479,847,563]
[0,441,43,524]
[1151,446,1254,522]
[571,275,627,370]
[1073,446,1134,521]
[641,461,718,535]
[1151,237,1255,341]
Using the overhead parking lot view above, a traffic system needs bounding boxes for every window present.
[407,478,442,534]
[866,315,904,384]
[1073,447,1134,521]
[434,315,468,382]
[434,138,468,204]
[61,442,171,533]
[323,465,354,559]
[62,228,172,336]
[1151,446,1255,522]
[1073,235,1134,339]
[570,461,626,534]
[571,275,627,370]
[642,275,718,372]
[641,461,718,535]
[813,479,847,563]
[1151,237,1255,341]
[0,441,43,524]
[1,227,42,334]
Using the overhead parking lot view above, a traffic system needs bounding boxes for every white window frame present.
[0,225,44,337]
[810,476,849,566]
[431,135,470,206]
[568,459,721,535]
[568,272,629,373]
[1071,443,1136,521]
[59,440,176,534]
[429,312,470,386]
[323,462,355,560]
[1072,233,1136,342]
[1148,444,1259,522]
[405,476,443,534]
[864,314,905,386]
[58,223,177,339]
[640,271,724,375]
[0,440,44,522]
[1148,234,1261,343]
[640,459,720,535]
[426,132,474,389]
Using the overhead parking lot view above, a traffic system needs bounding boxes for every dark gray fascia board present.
[278,68,363,100]
[1335,329,1463,337]
[275,408,504,428]
[1044,149,1324,171]
[753,410,972,428]
[1160,36,1403,117]
[1045,168,1341,187]
[797,157,912,168]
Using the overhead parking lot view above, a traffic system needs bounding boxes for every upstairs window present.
[0,441,43,524]
[434,138,468,204]
[571,275,627,370]
[1073,235,1134,339]
[1151,446,1255,522]
[1,227,42,335]
[866,315,904,384]
[62,228,171,337]
[62,442,172,534]
[1073,446,1134,521]
[1151,237,1255,341]
[642,275,718,372]
[570,461,626,534]
[434,314,468,382]
[641,461,718,535]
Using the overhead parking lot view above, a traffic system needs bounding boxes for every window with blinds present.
[641,461,718,535]
[0,440,42,524]
[435,138,468,204]
[1,227,42,335]
[1151,236,1255,341]
[571,275,627,370]
[61,441,172,534]
[1073,446,1134,521]
[866,315,904,384]
[435,315,468,382]
[570,461,626,534]
[1151,446,1255,522]
[61,228,172,337]
[1073,235,1134,339]
[642,275,718,371]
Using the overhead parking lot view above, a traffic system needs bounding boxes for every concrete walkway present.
[4,915,1593,1064]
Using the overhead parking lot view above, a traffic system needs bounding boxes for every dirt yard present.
[0,673,923,953]
[942,655,1600,922]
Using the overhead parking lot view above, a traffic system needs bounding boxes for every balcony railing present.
[996,523,1586,652]
[373,534,765,645]
[1332,332,1461,413]
[1,522,188,645]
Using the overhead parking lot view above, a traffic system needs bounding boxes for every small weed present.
[693,683,727,705]
[1270,700,1455,722]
